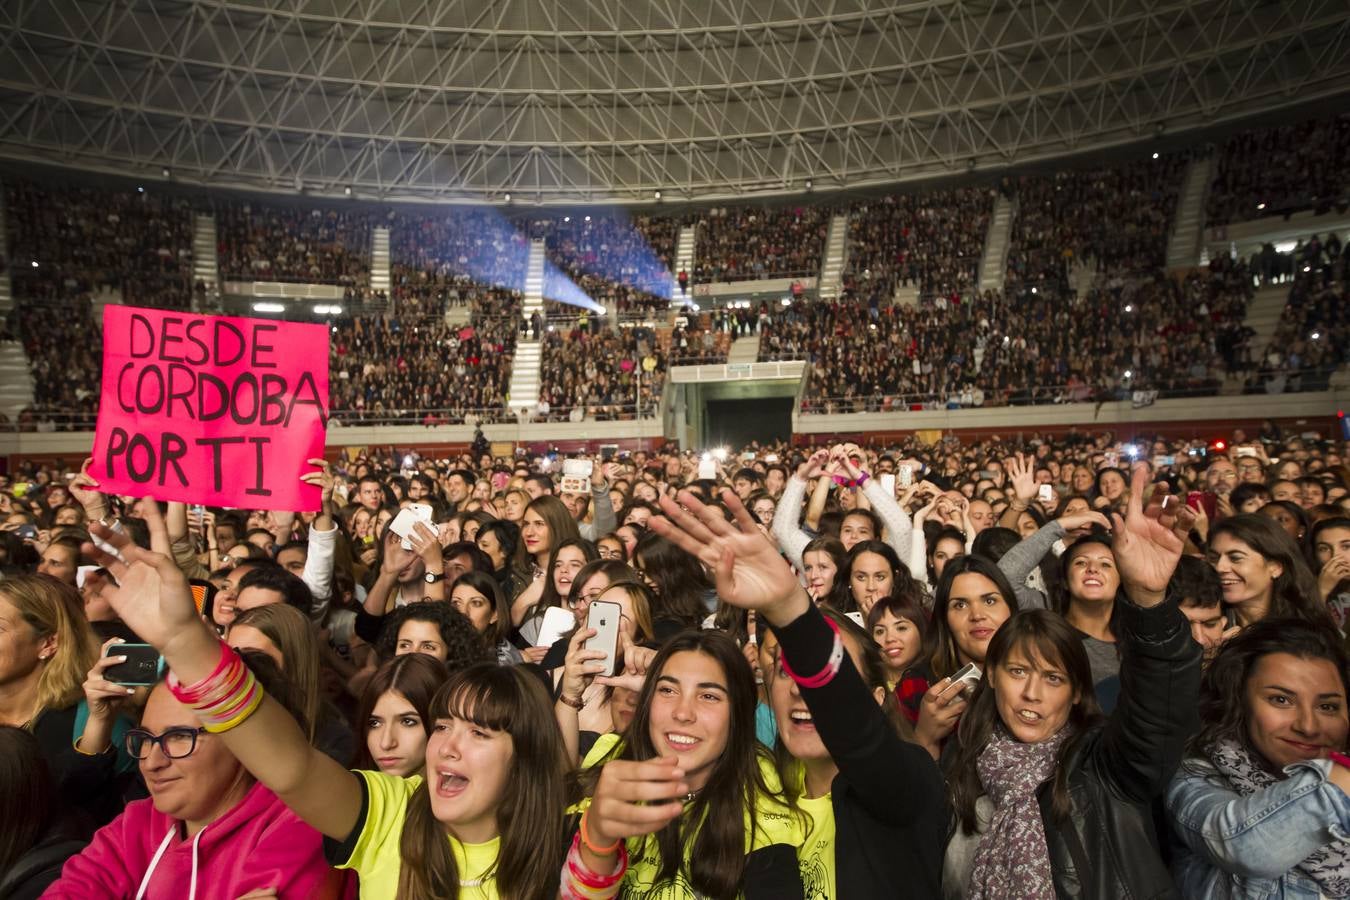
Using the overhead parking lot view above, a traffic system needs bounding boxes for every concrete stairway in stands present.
[1244,283,1290,361]
[506,239,546,414]
[0,181,31,421]
[191,213,220,311]
[978,194,1014,292]
[673,223,696,305]
[816,213,849,300]
[370,226,391,306]
[1167,155,1213,269]
[727,335,761,365]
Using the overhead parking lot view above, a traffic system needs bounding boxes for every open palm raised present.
[82,497,204,655]
[650,489,810,628]
[1109,464,1185,606]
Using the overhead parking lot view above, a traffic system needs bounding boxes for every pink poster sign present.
[89,306,330,511]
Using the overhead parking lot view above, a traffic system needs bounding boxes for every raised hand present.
[596,631,657,694]
[1007,453,1037,504]
[84,639,137,720]
[300,458,335,503]
[1057,510,1111,534]
[1109,464,1184,608]
[795,449,830,481]
[650,490,808,627]
[69,457,109,520]
[560,627,607,702]
[83,498,204,658]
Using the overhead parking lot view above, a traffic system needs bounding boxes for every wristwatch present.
[424,571,445,584]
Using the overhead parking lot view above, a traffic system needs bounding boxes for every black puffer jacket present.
[946,599,1202,899]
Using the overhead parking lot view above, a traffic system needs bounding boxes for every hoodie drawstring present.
[133,823,206,900]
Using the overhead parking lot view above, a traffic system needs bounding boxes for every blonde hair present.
[0,575,100,718]
[229,604,322,744]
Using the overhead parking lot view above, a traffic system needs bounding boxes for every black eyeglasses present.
[125,727,210,760]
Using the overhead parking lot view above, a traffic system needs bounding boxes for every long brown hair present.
[396,663,567,900]
[230,604,322,745]
[582,630,788,898]
[944,610,1103,833]
[0,725,55,872]
[516,496,580,569]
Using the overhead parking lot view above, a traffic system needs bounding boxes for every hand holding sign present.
[89,307,329,511]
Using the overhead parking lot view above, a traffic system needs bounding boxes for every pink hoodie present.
[42,780,351,900]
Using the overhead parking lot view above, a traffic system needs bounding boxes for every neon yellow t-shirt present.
[794,789,836,900]
[335,769,501,900]
[579,734,805,898]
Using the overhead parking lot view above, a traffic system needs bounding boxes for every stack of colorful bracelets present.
[559,808,629,900]
[166,640,263,733]
[778,612,844,688]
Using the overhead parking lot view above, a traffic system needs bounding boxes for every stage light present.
[344,186,352,196]
[504,193,511,202]
[253,302,285,313]
[1151,152,1159,160]
[654,190,662,200]
[1257,202,1266,210]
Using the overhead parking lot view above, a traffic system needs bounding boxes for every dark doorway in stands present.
[705,398,793,448]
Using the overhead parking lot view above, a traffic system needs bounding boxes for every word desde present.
[90,307,330,510]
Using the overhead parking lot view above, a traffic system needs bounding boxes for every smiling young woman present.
[574,630,804,899]
[1167,618,1350,898]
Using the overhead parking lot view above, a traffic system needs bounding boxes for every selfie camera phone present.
[1037,484,1054,504]
[389,504,434,551]
[104,643,163,686]
[584,600,623,677]
[948,662,982,698]
[898,465,914,487]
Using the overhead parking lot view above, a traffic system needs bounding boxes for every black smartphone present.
[104,643,163,686]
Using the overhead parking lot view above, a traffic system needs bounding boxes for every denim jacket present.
[1167,756,1350,899]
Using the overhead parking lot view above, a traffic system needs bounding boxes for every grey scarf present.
[967,723,1072,900]
[1209,738,1350,897]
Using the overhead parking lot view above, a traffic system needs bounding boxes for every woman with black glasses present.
[45,657,345,899]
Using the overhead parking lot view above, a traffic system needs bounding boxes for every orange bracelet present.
[579,807,622,856]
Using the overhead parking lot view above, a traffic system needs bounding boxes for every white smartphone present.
[880,473,896,497]
[1037,484,1054,504]
[697,459,717,481]
[389,503,434,550]
[898,465,914,488]
[562,458,594,478]
[947,662,983,698]
[584,600,623,677]
[1236,446,1258,458]
[535,607,576,648]
[844,611,865,628]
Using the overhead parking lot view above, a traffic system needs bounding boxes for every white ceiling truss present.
[0,0,1348,204]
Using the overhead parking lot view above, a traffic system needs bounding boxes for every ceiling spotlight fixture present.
[504,192,512,203]
[1151,152,1159,160]
[343,186,352,196]
[967,158,977,171]
[161,167,170,178]
[137,186,145,193]
[805,178,813,190]
[563,216,570,223]
[653,190,662,200]
[1257,202,1266,210]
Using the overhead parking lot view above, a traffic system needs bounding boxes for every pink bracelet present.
[779,614,844,689]
[1328,751,1350,771]
[165,641,235,704]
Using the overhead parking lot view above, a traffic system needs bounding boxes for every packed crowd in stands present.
[3,180,194,307]
[1207,114,1350,225]
[535,320,667,421]
[215,201,374,285]
[763,256,1259,412]
[1005,156,1188,291]
[5,114,1350,433]
[693,204,828,283]
[3,421,1350,898]
[1260,232,1349,393]
[328,311,517,426]
[842,186,995,303]
[535,212,682,314]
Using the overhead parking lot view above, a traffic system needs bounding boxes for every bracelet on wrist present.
[558,692,586,711]
[579,807,622,856]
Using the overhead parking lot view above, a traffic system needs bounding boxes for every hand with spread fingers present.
[1109,464,1185,608]
[650,489,808,628]
[83,497,205,658]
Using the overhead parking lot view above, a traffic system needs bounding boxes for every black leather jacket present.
[1035,600,1202,899]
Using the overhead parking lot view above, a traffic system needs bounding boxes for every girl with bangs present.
[81,501,569,900]
[570,629,806,899]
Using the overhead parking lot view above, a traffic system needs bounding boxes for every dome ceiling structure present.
[1,0,1349,204]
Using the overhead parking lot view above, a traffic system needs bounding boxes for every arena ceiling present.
[1,0,1349,204]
